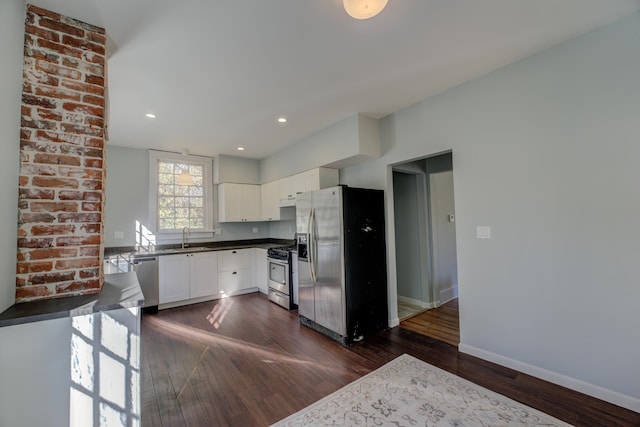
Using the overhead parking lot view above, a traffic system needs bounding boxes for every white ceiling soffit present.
[27,0,640,159]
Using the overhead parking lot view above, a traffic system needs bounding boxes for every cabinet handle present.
[232,250,236,254]
[232,271,237,275]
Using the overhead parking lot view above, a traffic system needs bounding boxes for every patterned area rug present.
[271,354,572,426]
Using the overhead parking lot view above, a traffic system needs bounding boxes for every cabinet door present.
[190,252,218,298]
[244,184,261,221]
[260,180,280,221]
[218,269,250,295]
[219,249,251,271]
[279,176,295,206]
[218,183,243,222]
[159,254,190,304]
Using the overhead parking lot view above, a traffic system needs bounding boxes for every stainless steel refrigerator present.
[296,186,388,345]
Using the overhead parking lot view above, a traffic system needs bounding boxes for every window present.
[148,151,213,234]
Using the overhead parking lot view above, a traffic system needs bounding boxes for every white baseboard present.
[397,295,432,309]
[459,343,640,413]
[439,286,458,305]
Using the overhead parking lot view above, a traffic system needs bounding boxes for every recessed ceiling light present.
[145,113,157,119]
[277,117,287,123]
[237,147,245,151]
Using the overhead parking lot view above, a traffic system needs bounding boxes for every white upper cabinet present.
[261,180,280,221]
[218,183,261,222]
[277,168,339,207]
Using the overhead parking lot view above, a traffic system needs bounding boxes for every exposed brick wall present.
[17,4,107,302]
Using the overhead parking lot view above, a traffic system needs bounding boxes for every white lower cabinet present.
[159,252,218,304]
[218,249,252,295]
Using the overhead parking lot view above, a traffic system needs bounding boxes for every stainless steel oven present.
[267,256,290,308]
[267,244,297,309]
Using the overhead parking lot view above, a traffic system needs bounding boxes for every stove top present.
[267,245,297,261]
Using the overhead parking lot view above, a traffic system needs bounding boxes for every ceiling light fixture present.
[237,147,245,151]
[145,113,157,119]
[343,0,388,20]
[277,117,287,123]
[177,169,194,186]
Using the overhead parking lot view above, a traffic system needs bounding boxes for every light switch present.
[476,226,491,239]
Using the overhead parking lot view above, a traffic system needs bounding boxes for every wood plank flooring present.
[141,292,639,427]
[400,298,460,346]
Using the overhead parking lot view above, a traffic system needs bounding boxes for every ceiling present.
[28,0,640,159]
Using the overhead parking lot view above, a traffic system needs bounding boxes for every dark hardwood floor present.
[141,292,639,426]
[400,298,460,346]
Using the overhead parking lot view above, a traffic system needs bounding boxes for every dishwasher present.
[132,256,159,313]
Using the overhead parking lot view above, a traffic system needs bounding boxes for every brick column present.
[17,5,107,301]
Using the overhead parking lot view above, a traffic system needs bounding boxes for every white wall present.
[0,0,25,312]
[342,12,640,410]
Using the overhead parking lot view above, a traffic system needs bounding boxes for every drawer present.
[218,249,251,271]
[218,268,250,294]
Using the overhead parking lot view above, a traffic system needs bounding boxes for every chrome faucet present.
[182,226,190,249]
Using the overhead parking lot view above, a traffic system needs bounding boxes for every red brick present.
[25,46,59,63]
[60,123,103,137]
[35,85,81,102]
[17,261,53,274]
[15,285,53,300]
[19,188,55,200]
[29,271,75,285]
[16,252,27,262]
[85,75,105,87]
[34,153,82,166]
[81,202,101,212]
[35,38,84,59]
[35,108,63,121]
[21,105,32,117]
[20,164,57,176]
[21,129,32,140]
[83,137,104,149]
[24,25,60,43]
[21,117,58,130]
[62,101,103,118]
[79,268,100,279]
[85,116,104,128]
[31,224,76,235]
[61,35,105,56]
[79,247,100,257]
[29,247,78,260]
[80,223,101,233]
[56,235,100,246]
[86,32,106,45]
[19,176,29,186]
[19,212,55,224]
[83,158,103,169]
[31,201,78,213]
[22,94,57,109]
[39,17,85,38]
[57,212,101,223]
[55,279,101,294]
[32,176,79,188]
[83,51,105,66]
[83,192,102,202]
[60,79,103,95]
[58,191,82,200]
[55,257,99,270]
[23,68,60,87]
[80,179,102,190]
[62,57,80,68]
[17,238,53,249]
[35,59,82,80]
[27,4,60,20]
[83,94,104,107]
[21,139,58,153]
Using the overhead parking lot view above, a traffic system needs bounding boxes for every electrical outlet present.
[252,227,259,233]
[476,226,491,239]
[114,231,124,239]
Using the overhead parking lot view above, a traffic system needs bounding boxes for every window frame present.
[148,150,214,236]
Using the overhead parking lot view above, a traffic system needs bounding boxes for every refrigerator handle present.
[309,208,317,283]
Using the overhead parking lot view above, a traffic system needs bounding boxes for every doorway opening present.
[391,152,460,345]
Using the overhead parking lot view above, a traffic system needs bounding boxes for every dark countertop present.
[0,272,144,328]
[105,238,294,259]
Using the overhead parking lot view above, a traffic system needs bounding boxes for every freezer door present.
[313,187,345,336]
[296,192,314,320]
